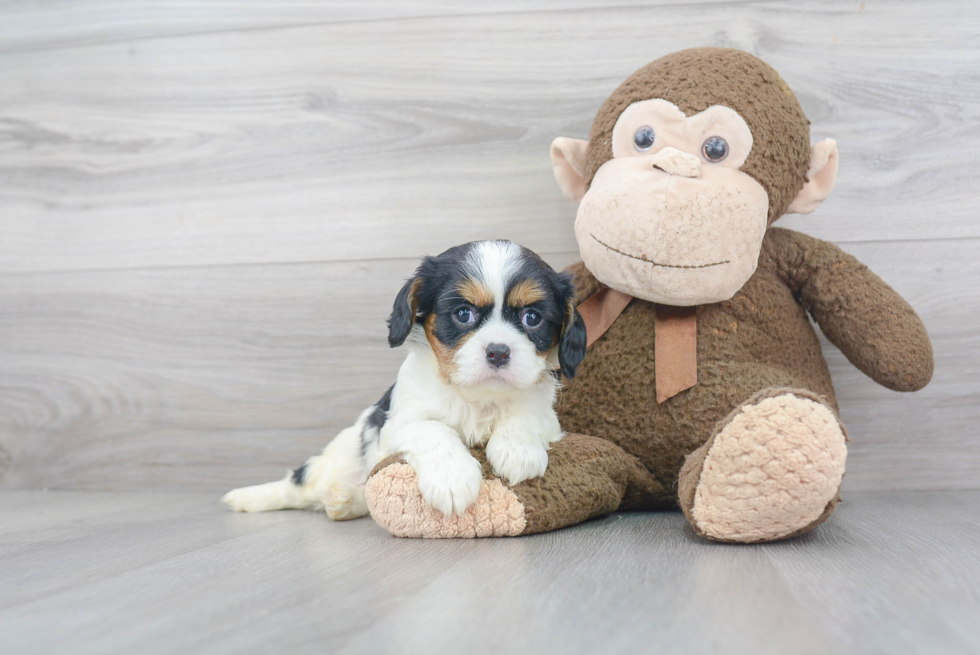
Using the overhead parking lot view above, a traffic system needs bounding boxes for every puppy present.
[222,240,587,519]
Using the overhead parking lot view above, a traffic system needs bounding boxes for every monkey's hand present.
[771,228,933,392]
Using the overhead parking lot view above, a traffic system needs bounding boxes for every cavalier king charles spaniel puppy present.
[222,240,586,519]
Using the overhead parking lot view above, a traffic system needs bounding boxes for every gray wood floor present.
[1,490,978,655]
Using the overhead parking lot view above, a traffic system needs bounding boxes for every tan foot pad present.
[693,393,847,543]
[365,463,526,538]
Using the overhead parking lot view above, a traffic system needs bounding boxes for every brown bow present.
[577,288,698,404]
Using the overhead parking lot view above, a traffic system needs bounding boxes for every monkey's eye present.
[452,307,478,327]
[701,136,729,162]
[521,309,542,329]
[633,126,656,152]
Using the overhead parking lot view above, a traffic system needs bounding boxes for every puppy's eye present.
[701,136,729,162]
[633,126,656,152]
[452,307,477,326]
[521,309,542,329]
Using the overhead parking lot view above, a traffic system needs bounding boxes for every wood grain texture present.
[0,1,977,492]
[0,0,775,54]
[0,1,978,273]
[1,490,978,654]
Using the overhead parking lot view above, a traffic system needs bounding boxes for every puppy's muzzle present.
[485,343,511,368]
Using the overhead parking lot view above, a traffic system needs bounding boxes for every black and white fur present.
[222,240,587,519]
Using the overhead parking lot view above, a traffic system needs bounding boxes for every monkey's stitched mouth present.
[590,234,730,269]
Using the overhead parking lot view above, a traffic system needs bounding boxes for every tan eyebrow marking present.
[457,278,495,307]
[507,279,546,307]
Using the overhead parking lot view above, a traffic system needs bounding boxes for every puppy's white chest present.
[451,399,506,448]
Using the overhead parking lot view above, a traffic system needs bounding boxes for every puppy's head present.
[388,240,587,389]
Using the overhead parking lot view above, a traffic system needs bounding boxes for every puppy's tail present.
[220,422,371,520]
[221,464,312,513]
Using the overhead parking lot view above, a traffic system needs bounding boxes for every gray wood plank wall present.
[1,1,977,492]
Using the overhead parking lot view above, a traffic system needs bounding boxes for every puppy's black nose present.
[485,343,511,368]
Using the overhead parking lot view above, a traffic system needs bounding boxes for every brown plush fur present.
[557,228,931,509]
[585,48,811,224]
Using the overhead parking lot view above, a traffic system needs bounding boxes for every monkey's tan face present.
[575,99,769,306]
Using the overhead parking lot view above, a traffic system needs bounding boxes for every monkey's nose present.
[649,146,701,178]
[486,343,511,368]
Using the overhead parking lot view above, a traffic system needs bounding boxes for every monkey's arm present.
[564,261,605,303]
[768,227,933,391]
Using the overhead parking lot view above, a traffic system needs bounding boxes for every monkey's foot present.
[679,388,847,543]
[364,457,526,538]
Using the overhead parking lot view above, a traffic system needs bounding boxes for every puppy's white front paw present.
[486,436,548,486]
[412,451,483,517]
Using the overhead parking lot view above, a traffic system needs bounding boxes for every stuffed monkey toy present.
[365,48,933,543]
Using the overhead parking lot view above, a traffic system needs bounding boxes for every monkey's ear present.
[550,137,589,202]
[387,277,421,348]
[787,139,839,214]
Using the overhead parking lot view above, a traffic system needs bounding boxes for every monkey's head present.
[551,48,839,306]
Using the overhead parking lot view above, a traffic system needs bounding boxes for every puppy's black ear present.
[559,307,587,379]
[552,270,587,378]
[387,277,421,348]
